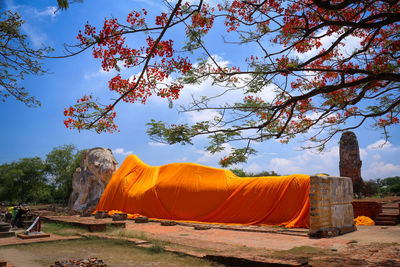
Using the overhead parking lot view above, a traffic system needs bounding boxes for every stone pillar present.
[309,175,356,237]
[339,131,364,195]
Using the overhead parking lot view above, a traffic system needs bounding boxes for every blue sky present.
[1,0,399,180]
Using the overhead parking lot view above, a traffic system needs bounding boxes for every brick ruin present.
[309,175,356,237]
[352,201,382,220]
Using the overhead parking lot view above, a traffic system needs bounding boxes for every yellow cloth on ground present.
[96,155,310,228]
[354,216,375,226]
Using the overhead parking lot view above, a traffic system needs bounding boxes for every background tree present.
[0,163,23,203]
[56,0,84,11]
[0,0,83,107]
[230,168,278,177]
[363,180,380,196]
[62,0,400,166]
[0,11,52,107]
[45,145,84,204]
[379,176,400,195]
[363,176,400,197]
[0,157,47,203]
[0,145,84,204]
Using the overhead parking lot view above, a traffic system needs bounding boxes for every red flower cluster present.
[65,0,399,141]
[63,94,119,133]
[127,9,147,26]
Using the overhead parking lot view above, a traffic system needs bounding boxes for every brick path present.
[0,233,81,247]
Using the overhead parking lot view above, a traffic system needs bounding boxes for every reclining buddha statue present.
[95,155,310,228]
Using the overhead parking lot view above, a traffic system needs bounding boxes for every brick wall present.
[352,201,382,220]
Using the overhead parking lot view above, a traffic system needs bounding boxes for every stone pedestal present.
[112,213,127,221]
[134,216,149,223]
[95,211,109,219]
[309,175,356,238]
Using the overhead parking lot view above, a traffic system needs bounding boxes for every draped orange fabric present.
[96,155,310,228]
[354,216,375,226]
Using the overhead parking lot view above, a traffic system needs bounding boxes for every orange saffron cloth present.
[95,155,310,228]
[354,216,375,226]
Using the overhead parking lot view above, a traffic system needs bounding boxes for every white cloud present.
[34,6,58,18]
[361,139,400,179]
[186,109,220,123]
[269,157,303,174]
[84,68,112,80]
[148,142,168,147]
[373,154,381,160]
[258,84,277,102]
[268,146,340,175]
[207,54,230,68]
[244,162,262,174]
[166,0,218,7]
[176,156,188,162]
[4,0,20,10]
[177,77,243,106]
[21,24,47,49]
[171,54,279,126]
[196,143,233,164]
[4,2,59,48]
[263,141,398,180]
[359,148,368,159]
[295,29,363,61]
[112,148,134,156]
[148,54,276,121]
[84,61,130,80]
[364,161,400,179]
[174,55,244,105]
[367,139,394,151]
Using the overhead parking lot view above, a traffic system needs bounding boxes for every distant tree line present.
[0,145,84,204]
[364,176,400,197]
[230,168,279,177]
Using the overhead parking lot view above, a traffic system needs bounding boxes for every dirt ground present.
[125,223,400,251]
[122,222,400,266]
[1,212,400,266]
[0,238,219,267]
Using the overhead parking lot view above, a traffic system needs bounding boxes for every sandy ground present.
[1,214,399,266]
[0,238,218,267]
[125,222,400,251]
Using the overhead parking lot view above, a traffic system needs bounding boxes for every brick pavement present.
[0,233,81,247]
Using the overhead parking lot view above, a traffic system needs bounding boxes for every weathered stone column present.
[309,175,356,237]
[339,131,364,195]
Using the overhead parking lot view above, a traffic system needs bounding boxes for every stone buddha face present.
[85,147,118,185]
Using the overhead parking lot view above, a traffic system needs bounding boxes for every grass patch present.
[105,228,215,255]
[149,240,165,253]
[271,225,286,228]
[0,238,216,266]
[271,246,332,260]
[106,228,148,240]
[41,222,87,236]
[105,228,170,251]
